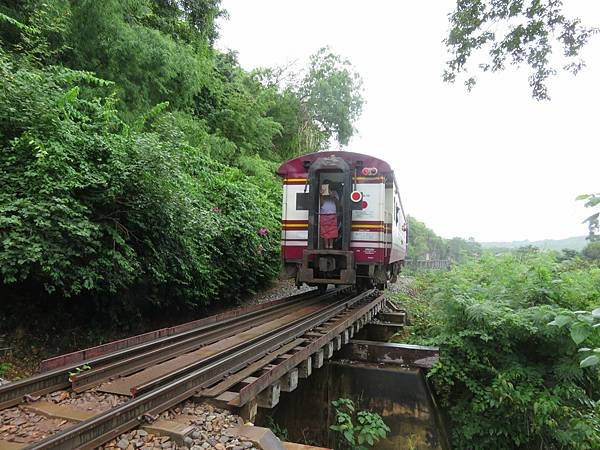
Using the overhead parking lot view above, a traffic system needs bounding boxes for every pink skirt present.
[320,214,338,239]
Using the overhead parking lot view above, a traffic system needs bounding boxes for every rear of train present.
[277,151,408,290]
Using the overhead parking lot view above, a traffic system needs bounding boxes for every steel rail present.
[129,288,348,397]
[25,289,377,450]
[70,292,334,392]
[0,288,333,410]
[41,288,322,372]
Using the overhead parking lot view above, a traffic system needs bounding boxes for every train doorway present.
[296,155,357,286]
[317,172,344,251]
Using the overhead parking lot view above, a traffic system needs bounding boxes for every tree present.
[559,248,580,261]
[0,1,366,316]
[67,0,211,115]
[0,4,279,310]
[447,236,482,262]
[444,0,597,100]
[578,193,600,241]
[298,47,364,148]
[406,216,449,261]
[257,47,364,155]
[583,241,600,261]
[192,51,282,161]
[149,0,225,44]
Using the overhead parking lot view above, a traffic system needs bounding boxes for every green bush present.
[0,362,11,377]
[0,51,280,309]
[330,398,390,450]
[583,241,600,261]
[392,253,600,449]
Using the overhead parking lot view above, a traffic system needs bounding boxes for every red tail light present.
[361,167,378,176]
[350,191,363,202]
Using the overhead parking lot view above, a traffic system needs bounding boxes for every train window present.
[395,205,400,224]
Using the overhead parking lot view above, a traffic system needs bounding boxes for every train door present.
[317,172,345,251]
[295,155,357,285]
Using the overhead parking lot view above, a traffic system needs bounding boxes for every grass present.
[386,275,439,346]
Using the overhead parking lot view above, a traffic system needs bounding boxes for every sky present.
[216,1,600,242]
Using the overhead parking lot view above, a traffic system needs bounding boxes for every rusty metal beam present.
[377,312,406,325]
[41,288,324,372]
[335,340,439,369]
[356,322,403,342]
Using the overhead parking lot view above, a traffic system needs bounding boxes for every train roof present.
[277,151,393,177]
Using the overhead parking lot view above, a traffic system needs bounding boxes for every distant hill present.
[481,236,588,252]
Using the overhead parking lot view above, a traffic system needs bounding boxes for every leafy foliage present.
[298,47,364,147]
[444,0,598,100]
[393,253,600,449]
[257,47,364,157]
[148,0,225,45]
[66,0,213,115]
[0,51,280,307]
[194,51,282,162]
[1,1,363,161]
[549,307,600,368]
[583,242,600,261]
[330,398,390,450]
[0,1,364,319]
[0,362,11,377]
[68,364,91,378]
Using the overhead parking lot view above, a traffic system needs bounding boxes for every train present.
[277,151,407,291]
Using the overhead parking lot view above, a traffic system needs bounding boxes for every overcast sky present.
[217,1,600,242]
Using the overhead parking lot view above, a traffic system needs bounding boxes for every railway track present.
[0,288,330,410]
[0,288,385,449]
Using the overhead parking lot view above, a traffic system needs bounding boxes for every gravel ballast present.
[0,393,259,449]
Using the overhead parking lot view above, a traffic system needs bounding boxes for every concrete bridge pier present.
[257,340,449,450]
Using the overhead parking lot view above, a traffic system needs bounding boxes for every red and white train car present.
[277,151,407,290]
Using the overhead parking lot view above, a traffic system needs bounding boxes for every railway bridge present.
[0,288,443,450]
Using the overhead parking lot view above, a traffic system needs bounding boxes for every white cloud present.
[217,0,600,241]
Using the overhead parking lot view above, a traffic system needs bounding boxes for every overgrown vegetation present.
[0,0,364,371]
[330,398,390,450]
[0,1,363,314]
[391,252,600,449]
[0,51,281,306]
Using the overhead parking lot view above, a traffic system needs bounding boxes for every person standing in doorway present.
[319,182,339,249]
